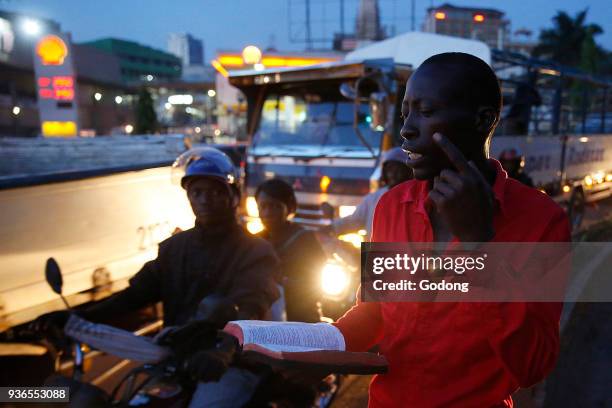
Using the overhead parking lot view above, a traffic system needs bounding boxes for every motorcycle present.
[39,257,193,407]
[317,203,361,322]
[35,258,341,408]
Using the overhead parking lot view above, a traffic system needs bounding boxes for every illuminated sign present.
[216,53,338,70]
[37,75,75,101]
[211,59,229,78]
[33,32,79,137]
[53,76,74,87]
[36,35,69,65]
[42,121,77,137]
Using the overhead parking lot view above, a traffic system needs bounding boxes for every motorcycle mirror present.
[369,92,388,131]
[339,82,356,100]
[320,202,334,220]
[45,258,63,295]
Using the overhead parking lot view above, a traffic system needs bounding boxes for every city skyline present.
[1,0,611,60]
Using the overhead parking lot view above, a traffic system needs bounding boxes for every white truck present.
[0,136,194,337]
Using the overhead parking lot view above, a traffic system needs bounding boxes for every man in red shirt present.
[334,53,570,407]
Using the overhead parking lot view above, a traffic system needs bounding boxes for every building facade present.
[82,38,182,83]
[0,10,139,137]
[167,33,204,67]
[355,0,385,42]
[422,3,509,50]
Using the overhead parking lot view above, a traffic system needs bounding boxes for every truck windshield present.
[253,94,382,151]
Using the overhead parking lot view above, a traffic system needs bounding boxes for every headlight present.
[246,196,259,217]
[339,205,356,218]
[338,232,364,249]
[246,219,264,234]
[321,262,349,297]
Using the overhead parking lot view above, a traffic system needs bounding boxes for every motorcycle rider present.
[326,147,412,240]
[255,179,327,323]
[499,148,534,187]
[33,147,280,407]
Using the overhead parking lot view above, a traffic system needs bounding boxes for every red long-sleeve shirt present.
[334,159,570,407]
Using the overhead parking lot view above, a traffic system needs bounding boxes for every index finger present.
[433,132,470,173]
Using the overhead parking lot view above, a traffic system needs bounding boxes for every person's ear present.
[475,107,498,134]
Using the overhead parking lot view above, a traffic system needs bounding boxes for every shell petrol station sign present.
[33,33,79,137]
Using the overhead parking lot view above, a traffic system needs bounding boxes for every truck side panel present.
[490,136,563,186]
[0,167,194,329]
[491,134,612,198]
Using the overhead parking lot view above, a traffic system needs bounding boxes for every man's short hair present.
[420,52,502,116]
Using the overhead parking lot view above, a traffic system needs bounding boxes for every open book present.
[224,320,388,375]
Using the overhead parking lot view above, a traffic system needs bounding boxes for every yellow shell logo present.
[36,35,68,65]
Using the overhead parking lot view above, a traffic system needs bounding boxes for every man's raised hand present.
[428,132,495,242]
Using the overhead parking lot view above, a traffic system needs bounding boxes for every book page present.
[232,320,345,352]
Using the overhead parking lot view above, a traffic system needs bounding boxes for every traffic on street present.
[0,1,611,407]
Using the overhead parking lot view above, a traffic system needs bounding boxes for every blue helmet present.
[173,147,238,189]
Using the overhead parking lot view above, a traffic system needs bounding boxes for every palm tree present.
[533,9,604,70]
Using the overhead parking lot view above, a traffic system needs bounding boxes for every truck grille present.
[292,204,329,229]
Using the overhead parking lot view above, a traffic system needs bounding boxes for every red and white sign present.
[33,33,79,137]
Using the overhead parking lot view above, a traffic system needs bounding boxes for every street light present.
[242,45,262,65]
[22,19,41,36]
[124,124,134,134]
[94,92,102,101]
[115,96,123,104]
[12,106,21,115]
[207,89,216,98]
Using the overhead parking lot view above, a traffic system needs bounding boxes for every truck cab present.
[231,59,406,235]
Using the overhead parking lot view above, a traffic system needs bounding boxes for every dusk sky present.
[2,0,611,59]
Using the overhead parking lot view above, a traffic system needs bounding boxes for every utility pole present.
[340,0,345,36]
[411,0,416,31]
[305,0,312,50]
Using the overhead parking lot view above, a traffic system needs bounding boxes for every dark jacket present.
[258,223,326,322]
[84,222,280,326]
